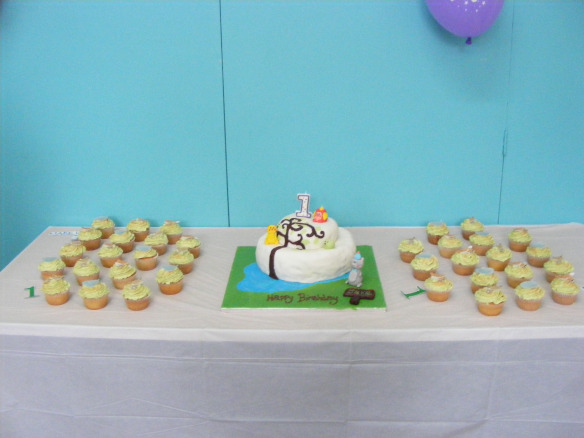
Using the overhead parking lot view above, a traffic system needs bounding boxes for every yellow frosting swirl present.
[471,268,498,287]
[42,277,70,295]
[78,228,102,241]
[410,253,439,271]
[461,217,484,232]
[504,262,533,280]
[98,243,123,258]
[177,235,201,250]
[156,266,184,284]
[544,257,574,275]
[144,232,169,246]
[92,217,114,230]
[122,280,151,301]
[486,244,512,262]
[515,281,545,301]
[469,232,495,246]
[169,249,195,265]
[438,235,462,249]
[108,261,137,280]
[127,218,150,232]
[79,280,110,299]
[133,246,158,259]
[424,274,453,292]
[109,231,135,244]
[475,286,507,304]
[508,228,532,243]
[526,243,552,258]
[59,242,86,258]
[398,238,424,253]
[38,257,66,272]
[451,249,479,266]
[426,222,449,236]
[551,277,580,296]
[161,221,182,235]
[73,258,100,276]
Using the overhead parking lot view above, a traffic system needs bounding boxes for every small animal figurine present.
[264,225,279,245]
[346,251,364,287]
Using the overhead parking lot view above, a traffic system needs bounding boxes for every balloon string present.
[466,37,472,45]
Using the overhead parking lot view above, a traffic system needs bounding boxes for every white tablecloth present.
[1,224,583,437]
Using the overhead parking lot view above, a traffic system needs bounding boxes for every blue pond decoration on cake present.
[237,263,348,293]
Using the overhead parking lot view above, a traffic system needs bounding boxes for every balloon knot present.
[466,37,472,45]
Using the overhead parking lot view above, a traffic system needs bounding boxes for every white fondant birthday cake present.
[255,207,357,283]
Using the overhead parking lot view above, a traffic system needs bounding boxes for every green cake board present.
[222,245,386,310]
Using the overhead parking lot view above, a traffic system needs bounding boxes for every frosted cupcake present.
[109,230,136,253]
[410,253,439,281]
[550,276,580,305]
[73,257,100,285]
[469,231,495,256]
[42,277,71,306]
[526,242,552,268]
[176,235,202,258]
[79,279,110,310]
[424,273,453,302]
[437,234,463,259]
[398,237,424,263]
[168,249,195,274]
[450,248,479,276]
[161,220,183,244]
[78,227,102,251]
[461,217,484,240]
[127,218,150,242]
[426,222,449,245]
[59,240,86,267]
[38,257,66,280]
[133,245,158,271]
[470,267,498,293]
[486,244,512,271]
[122,280,151,311]
[504,262,533,288]
[156,265,185,295]
[514,280,545,311]
[543,256,574,282]
[474,286,507,316]
[97,242,124,268]
[92,216,115,239]
[144,232,169,255]
[108,260,137,290]
[508,228,532,252]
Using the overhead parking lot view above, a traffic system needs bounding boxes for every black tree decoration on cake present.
[268,217,325,279]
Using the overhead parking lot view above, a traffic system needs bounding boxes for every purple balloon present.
[426,0,505,44]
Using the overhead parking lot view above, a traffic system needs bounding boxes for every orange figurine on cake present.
[550,276,580,305]
[127,218,150,242]
[122,280,151,311]
[424,273,454,302]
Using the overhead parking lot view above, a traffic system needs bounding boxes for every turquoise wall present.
[1,0,583,269]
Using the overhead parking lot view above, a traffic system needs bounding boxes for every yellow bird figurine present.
[264,225,279,245]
